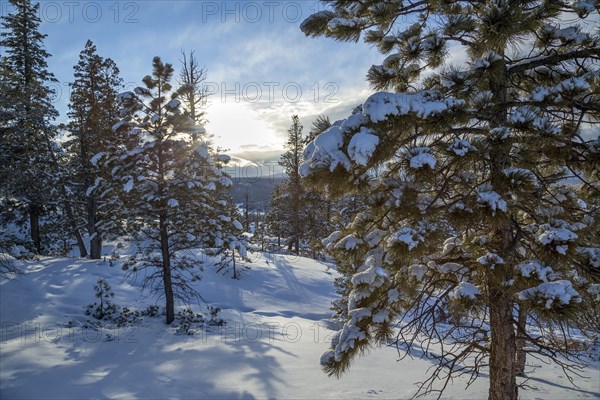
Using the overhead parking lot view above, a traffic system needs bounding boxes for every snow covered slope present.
[1,253,598,399]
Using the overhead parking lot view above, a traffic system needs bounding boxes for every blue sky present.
[1,0,383,163]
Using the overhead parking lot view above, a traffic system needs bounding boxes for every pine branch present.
[508,48,600,74]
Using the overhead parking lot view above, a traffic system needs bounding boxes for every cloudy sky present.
[6,1,383,164]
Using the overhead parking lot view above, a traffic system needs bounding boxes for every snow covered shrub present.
[113,307,143,327]
[0,251,20,279]
[175,308,205,335]
[207,305,225,327]
[142,305,161,318]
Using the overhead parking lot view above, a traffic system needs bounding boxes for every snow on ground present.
[1,252,599,399]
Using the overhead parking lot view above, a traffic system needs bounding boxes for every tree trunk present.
[72,225,87,258]
[488,290,518,400]
[232,252,237,279]
[159,212,175,324]
[90,234,102,259]
[516,303,528,377]
[29,204,41,254]
[62,195,87,258]
[486,56,517,400]
[88,196,102,259]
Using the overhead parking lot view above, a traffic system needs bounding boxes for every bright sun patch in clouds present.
[207,101,284,153]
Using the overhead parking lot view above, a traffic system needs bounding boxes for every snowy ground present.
[1,252,599,399]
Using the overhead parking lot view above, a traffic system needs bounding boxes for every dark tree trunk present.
[62,195,87,258]
[487,56,518,400]
[88,196,102,259]
[516,304,528,377]
[73,226,87,258]
[29,204,41,254]
[159,212,175,324]
[488,289,518,400]
[232,252,237,279]
[244,191,250,232]
[90,234,102,259]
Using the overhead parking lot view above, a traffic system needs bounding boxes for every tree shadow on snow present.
[0,323,291,399]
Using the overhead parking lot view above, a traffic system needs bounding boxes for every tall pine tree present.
[301,2,599,399]
[65,40,123,259]
[109,57,234,324]
[278,115,305,253]
[0,0,59,254]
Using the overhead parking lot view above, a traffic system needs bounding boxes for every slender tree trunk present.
[294,203,300,254]
[72,222,87,258]
[244,191,250,232]
[159,212,175,324]
[488,290,518,400]
[29,204,41,254]
[88,196,102,259]
[58,190,87,258]
[62,198,87,257]
[232,252,237,279]
[516,303,528,377]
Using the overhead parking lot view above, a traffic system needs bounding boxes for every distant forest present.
[228,177,284,212]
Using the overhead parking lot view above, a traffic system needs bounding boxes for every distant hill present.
[228,176,285,211]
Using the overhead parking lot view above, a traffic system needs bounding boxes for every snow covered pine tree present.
[300,2,599,399]
[107,57,234,324]
[279,115,307,254]
[65,40,123,259]
[0,0,59,254]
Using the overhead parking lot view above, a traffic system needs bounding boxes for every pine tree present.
[301,2,599,399]
[265,184,288,248]
[65,40,123,259]
[0,0,59,254]
[108,57,234,324]
[266,114,352,258]
[278,115,305,253]
[214,199,248,279]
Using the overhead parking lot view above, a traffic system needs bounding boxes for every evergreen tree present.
[301,2,599,399]
[108,57,234,324]
[0,0,59,253]
[265,184,288,248]
[65,40,123,259]
[266,114,356,258]
[278,115,305,253]
[214,199,248,279]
